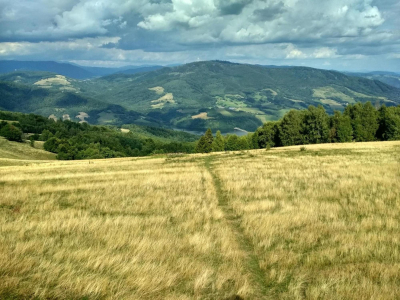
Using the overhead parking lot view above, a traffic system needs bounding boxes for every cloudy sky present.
[0,0,399,71]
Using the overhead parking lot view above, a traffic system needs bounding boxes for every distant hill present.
[1,61,399,133]
[346,71,400,89]
[0,61,167,79]
[116,66,164,75]
[78,61,400,132]
[0,79,154,126]
[0,60,95,79]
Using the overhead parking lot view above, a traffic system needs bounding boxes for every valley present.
[1,61,400,133]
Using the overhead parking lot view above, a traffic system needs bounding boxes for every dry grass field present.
[0,137,56,167]
[0,141,399,299]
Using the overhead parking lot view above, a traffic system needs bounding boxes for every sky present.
[0,0,399,72]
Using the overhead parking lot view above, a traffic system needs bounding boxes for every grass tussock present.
[0,141,399,299]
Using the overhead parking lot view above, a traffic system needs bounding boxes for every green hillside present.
[0,136,56,166]
[0,80,151,126]
[81,61,400,131]
[1,61,400,133]
[347,71,400,89]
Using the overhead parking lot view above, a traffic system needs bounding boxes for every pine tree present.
[195,135,206,153]
[203,128,214,153]
[212,130,225,152]
[195,129,213,153]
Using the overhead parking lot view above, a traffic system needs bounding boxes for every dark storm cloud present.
[252,2,285,21]
[217,0,253,15]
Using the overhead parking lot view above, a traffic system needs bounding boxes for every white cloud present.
[286,44,307,59]
[313,47,338,58]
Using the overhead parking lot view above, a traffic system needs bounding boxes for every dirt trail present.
[204,156,269,299]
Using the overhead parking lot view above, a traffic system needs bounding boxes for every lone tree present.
[196,128,214,153]
[0,124,23,142]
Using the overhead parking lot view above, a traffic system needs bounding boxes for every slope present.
[0,80,150,126]
[346,71,400,89]
[0,136,56,166]
[80,61,400,132]
[1,61,400,133]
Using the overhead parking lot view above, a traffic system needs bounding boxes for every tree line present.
[2,101,399,159]
[195,102,400,152]
[0,111,195,160]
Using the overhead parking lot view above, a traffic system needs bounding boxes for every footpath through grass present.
[0,141,399,299]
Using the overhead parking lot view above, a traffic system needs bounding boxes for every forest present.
[0,111,196,160]
[195,102,400,152]
[1,101,399,159]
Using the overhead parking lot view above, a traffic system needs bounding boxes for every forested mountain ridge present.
[1,61,400,133]
[346,71,400,89]
[0,60,165,79]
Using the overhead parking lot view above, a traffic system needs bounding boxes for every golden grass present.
[213,141,400,299]
[191,112,211,120]
[0,158,252,299]
[149,86,165,95]
[34,75,71,86]
[151,92,175,109]
[0,137,56,166]
[1,141,399,299]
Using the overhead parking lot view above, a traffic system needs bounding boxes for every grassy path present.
[204,156,269,299]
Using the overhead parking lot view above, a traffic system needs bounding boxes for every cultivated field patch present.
[191,112,211,120]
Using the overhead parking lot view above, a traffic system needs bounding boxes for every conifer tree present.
[203,128,214,153]
[212,130,225,152]
[196,128,213,153]
[195,135,206,153]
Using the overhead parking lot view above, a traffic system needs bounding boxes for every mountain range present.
[1,60,399,133]
[0,60,165,79]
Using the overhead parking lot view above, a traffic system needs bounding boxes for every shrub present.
[0,124,23,142]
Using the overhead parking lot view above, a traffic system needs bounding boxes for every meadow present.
[0,141,399,299]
